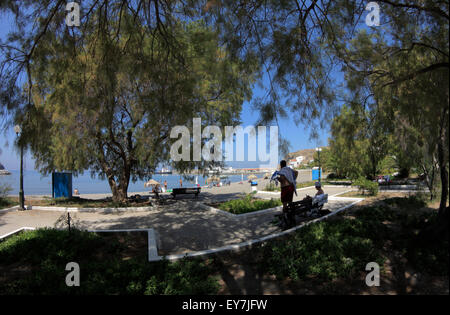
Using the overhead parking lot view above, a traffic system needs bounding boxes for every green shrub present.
[218,194,282,214]
[263,218,384,281]
[352,177,379,196]
[0,181,13,208]
[0,181,12,198]
[264,183,279,191]
[0,228,219,294]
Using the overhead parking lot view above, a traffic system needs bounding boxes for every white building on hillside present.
[288,156,306,168]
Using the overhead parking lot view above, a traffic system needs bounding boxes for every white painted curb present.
[198,202,284,219]
[149,198,364,262]
[87,228,159,261]
[0,227,36,240]
[1,198,365,263]
[22,205,156,212]
[0,205,20,213]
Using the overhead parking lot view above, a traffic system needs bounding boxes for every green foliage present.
[263,218,384,281]
[327,104,394,180]
[262,195,449,283]
[217,194,281,214]
[0,181,13,208]
[0,181,12,198]
[12,9,255,202]
[352,177,379,196]
[264,182,279,192]
[0,228,219,294]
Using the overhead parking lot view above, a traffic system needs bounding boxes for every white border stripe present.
[0,227,36,240]
[149,198,364,261]
[21,205,155,212]
[1,198,364,263]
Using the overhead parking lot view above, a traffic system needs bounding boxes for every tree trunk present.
[437,105,449,215]
[107,175,129,203]
[437,138,448,215]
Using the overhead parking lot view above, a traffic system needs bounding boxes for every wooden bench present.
[276,194,329,229]
[171,187,201,199]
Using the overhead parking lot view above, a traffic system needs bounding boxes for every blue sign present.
[312,169,322,181]
[52,172,73,198]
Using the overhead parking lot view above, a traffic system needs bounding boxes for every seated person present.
[314,181,324,196]
[152,185,161,199]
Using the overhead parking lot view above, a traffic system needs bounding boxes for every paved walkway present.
[0,182,356,256]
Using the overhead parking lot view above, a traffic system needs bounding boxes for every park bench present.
[276,194,329,230]
[171,187,201,199]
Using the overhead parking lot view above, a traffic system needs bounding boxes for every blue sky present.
[0,8,330,171]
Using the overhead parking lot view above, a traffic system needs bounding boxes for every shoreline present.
[4,169,318,200]
[6,177,271,200]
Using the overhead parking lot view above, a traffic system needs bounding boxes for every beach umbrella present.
[144,179,160,187]
[247,174,257,180]
[264,173,271,179]
[208,176,219,182]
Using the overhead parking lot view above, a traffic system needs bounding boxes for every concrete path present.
[0,183,356,256]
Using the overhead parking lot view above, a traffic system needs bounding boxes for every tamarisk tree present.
[7,5,254,202]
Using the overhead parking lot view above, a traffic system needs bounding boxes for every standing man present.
[278,160,298,208]
[179,178,183,187]
[164,180,168,191]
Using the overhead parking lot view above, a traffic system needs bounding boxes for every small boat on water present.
[0,170,11,175]
[155,167,172,175]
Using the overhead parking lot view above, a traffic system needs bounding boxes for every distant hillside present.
[285,147,328,164]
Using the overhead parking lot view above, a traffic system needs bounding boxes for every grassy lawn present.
[1,194,447,294]
[213,194,282,214]
[264,180,347,192]
[210,194,448,294]
[338,191,371,198]
[0,197,18,209]
[0,229,219,294]
[4,196,154,208]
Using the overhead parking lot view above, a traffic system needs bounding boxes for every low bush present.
[262,216,385,281]
[0,182,13,208]
[264,182,279,191]
[217,194,282,214]
[352,177,379,196]
[262,195,449,284]
[0,228,219,294]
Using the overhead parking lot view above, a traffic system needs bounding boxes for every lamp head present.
[14,125,22,135]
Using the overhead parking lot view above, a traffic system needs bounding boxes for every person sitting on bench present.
[314,181,324,196]
[152,184,161,199]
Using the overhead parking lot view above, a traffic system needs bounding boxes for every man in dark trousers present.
[278,160,298,208]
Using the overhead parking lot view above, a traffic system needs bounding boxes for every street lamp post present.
[14,125,25,211]
[316,147,322,183]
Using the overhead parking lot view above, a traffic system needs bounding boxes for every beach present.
[3,169,316,199]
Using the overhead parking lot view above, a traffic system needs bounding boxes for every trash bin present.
[312,167,322,181]
[251,181,258,192]
[52,172,73,199]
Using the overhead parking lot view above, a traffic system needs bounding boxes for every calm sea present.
[0,170,260,196]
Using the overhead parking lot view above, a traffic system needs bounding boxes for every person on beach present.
[179,178,183,187]
[164,180,168,191]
